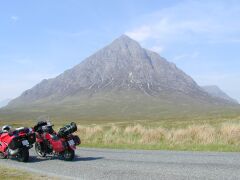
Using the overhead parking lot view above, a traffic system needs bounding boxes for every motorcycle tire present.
[17,148,29,162]
[0,152,6,159]
[35,142,46,157]
[63,149,75,161]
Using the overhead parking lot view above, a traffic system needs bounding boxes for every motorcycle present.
[0,127,36,162]
[33,121,81,161]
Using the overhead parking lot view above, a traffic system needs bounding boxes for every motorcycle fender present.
[0,142,8,152]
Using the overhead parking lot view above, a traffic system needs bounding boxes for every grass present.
[0,165,55,180]
[76,121,240,152]
[1,115,240,152]
[82,143,240,152]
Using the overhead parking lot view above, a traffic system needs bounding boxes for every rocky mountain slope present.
[8,35,219,105]
[1,35,239,121]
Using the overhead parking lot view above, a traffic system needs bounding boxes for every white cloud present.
[11,15,19,22]
[172,52,200,61]
[126,1,240,45]
[126,25,152,41]
[150,45,164,54]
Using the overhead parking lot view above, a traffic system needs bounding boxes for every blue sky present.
[0,0,240,102]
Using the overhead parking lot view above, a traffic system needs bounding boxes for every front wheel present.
[35,142,46,157]
[63,149,75,161]
[17,148,29,162]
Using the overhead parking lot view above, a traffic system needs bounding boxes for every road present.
[1,147,240,180]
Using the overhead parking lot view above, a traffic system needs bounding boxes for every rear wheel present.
[63,149,75,161]
[17,148,29,162]
[0,152,6,159]
[35,142,46,157]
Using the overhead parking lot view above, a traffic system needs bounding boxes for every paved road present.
[1,148,240,180]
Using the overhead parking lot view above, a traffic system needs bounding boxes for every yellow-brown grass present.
[77,123,240,148]
[219,123,240,145]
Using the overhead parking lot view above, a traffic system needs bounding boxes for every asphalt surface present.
[1,147,240,180]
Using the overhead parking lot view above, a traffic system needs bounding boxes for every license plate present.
[68,140,75,146]
[22,140,29,146]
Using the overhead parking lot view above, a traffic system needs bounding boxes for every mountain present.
[202,85,238,104]
[1,35,239,121]
[0,99,11,108]
[9,35,207,102]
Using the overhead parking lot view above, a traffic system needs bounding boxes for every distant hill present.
[202,85,238,104]
[0,99,11,108]
[1,35,239,121]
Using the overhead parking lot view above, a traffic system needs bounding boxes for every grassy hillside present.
[1,91,240,122]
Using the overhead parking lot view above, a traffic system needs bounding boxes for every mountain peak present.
[109,34,141,51]
[117,34,135,42]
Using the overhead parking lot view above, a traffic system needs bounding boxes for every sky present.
[0,0,240,102]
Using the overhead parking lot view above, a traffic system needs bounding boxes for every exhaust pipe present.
[8,148,19,155]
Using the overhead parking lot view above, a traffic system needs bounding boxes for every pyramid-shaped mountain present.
[2,35,238,121]
[8,35,208,102]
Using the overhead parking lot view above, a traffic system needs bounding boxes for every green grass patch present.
[0,165,54,180]
[81,143,240,152]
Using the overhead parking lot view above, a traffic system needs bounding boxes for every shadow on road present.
[28,156,54,163]
[27,155,104,163]
[73,156,104,162]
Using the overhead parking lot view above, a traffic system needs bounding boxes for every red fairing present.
[51,139,65,152]
[0,133,15,152]
[35,132,70,153]
[35,131,62,152]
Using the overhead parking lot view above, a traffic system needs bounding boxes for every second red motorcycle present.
[33,121,81,161]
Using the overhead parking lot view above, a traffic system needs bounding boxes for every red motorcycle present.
[33,121,81,161]
[0,126,36,162]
